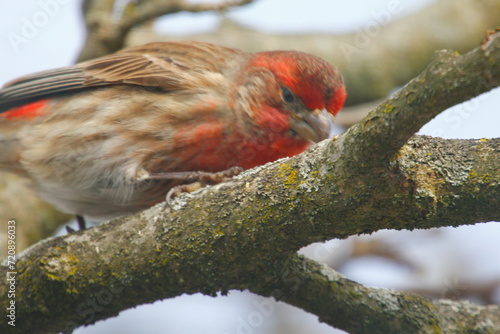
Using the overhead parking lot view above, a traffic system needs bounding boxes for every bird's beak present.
[289,108,334,143]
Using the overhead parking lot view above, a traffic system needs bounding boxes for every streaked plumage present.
[0,41,345,221]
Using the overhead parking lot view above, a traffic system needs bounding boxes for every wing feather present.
[0,41,242,112]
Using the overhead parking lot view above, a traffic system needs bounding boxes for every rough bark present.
[1,32,499,334]
[255,254,500,334]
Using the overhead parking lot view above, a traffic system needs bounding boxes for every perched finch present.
[0,41,346,224]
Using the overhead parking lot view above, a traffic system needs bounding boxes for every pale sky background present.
[1,1,499,333]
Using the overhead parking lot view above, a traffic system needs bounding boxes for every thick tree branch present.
[341,30,500,170]
[2,137,498,333]
[1,27,499,334]
[254,254,500,334]
[1,121,499,332]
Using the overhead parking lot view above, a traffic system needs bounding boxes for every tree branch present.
[254,254,500,334]
[1,25,499,334]
[78,0,255,61]
[340,30,500,170]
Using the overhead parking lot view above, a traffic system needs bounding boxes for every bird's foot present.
[65,215,87,233]
[146,167,243,207]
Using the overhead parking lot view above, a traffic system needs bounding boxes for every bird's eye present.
[281,87,295,104]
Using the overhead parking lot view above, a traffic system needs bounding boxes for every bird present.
[0,41,346,227]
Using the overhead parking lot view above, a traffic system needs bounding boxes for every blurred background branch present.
[126,0,500,106]
[78,0,255,61]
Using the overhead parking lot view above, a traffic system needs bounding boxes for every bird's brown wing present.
[0,41,241,112]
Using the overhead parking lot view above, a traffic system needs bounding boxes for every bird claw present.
[65,225,76,234]
[164,182,204,208]
[65,215,87,233]
[151,166,244,208]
